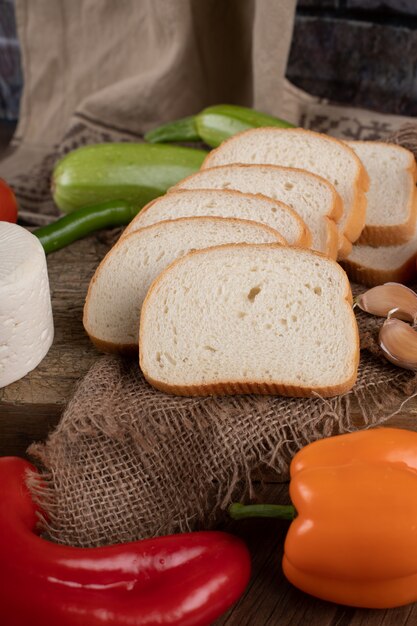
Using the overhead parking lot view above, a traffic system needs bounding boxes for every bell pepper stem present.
[229,502,296,521]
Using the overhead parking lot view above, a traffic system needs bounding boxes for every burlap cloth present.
[28,298,417,547]
[3,0,417,548]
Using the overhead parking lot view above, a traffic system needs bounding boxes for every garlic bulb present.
[355,283,417,323]
[379,318,417,370]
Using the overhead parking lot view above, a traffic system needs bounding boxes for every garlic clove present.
[379,318,417,370]
[355,283,417,322]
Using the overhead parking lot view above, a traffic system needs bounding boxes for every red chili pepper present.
[0,178,18,223]
[0,457,251,626]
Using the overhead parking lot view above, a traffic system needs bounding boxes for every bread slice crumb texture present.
[123,188,309,248]
[83,217,284,352]
[140,244,359,397]
[170,166,341,258]
[201,127,369,245]
[346,141,417,246]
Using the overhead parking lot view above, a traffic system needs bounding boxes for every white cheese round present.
[0,222,54,388]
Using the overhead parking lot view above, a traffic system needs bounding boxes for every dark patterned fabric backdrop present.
[288,1,417,116]
[0,0,22,121]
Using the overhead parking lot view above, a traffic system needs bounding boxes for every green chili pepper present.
[52,143,207,213]
[144,116,200,144]
[33,200,136,254]
[144,104,295,148]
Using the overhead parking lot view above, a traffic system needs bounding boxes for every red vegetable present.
[0,178,18,223]
[0,457,251,626]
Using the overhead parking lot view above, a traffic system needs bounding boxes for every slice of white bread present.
[140,244,359,397]
[123,188,310,248]
[201,127,370,249]
[342,220,417,286]
[170,165,343,259]
[345,141,417,246]
[84,217,286,353]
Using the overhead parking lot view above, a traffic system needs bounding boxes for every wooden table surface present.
[1,231,417,626]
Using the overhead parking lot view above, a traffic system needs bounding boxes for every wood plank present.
[1,406,416,461]
[1,405,416,464]
[0,402,61,456]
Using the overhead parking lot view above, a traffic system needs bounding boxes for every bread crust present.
[342,253,417,287]
[169,164,344,258]
[199,127,369,249]
[325,217,341,260]
[142,373,358,398]
[88,334,139,355]
[139,243,359,398]
[344,181,368,244]
[355,142,417,247]
[331,185,344,223]
[122,187,310,248]
[84,217,287,353]
[337,233,353,260]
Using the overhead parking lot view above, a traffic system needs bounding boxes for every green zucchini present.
[144,104,295,148]
[196,104,295,148]
[52,143,207,213]
[144,116,200,144]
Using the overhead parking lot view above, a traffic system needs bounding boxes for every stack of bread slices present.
[84,127,417,398]
[341,140,417,285]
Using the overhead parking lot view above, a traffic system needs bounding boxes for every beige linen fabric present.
[2,0,415,224]
[1,0,296,222]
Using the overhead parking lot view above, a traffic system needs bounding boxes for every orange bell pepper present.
[230,427,417,609]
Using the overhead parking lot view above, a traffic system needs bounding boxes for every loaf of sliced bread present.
[140,244,359,397]
[346,141,417,246]
[123,188,310,248]
[170,165,342,259]
[202,127,370,249]
[342,221,417,286]
[84,217,285,352]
